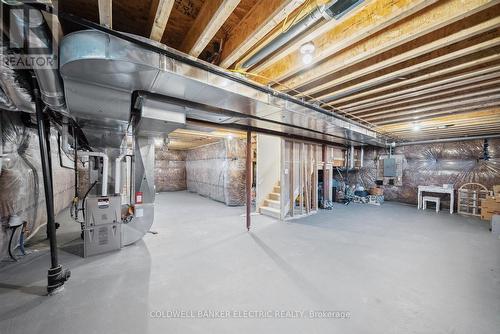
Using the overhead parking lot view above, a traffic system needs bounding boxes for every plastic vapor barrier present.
[0,111,74,260]
[336,139,500,206]
[186,139,246,206]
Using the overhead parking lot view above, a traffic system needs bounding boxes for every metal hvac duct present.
[60,29,384,147]
[241,0,365,69]
[8,8,67,114]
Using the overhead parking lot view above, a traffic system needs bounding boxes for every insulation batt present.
[0,111,74,260]
[186,139,246,206]
[335,139,500,207]
[155,148,187,192]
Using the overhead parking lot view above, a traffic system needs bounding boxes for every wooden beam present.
[98,0,112,28]
[319,38,500,105]
[301,16,500,97]
[363,89,500,120]
[357,86,500,117]
[219,0,306,68]
[240,0,354,71]
[374,100,500,125]
[380,109,500,131]
[255,0,436,84]
[333,54,500,106]
[180,0,241,57]
[344,73,500,113]
[148,0,175,42]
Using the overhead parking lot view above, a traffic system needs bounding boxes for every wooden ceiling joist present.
[320,38,500,105]
[98,0,112,28]
[256,0,436,85]
[258,0,497,89]
[380,109,500,130]
[218,0,306,68]
[344,72,500,113]
[300,16,500,98]
[375,101,500,125]
[350,81,500,116]
[362,89,500,120]
[180,0,241,57]
[333,55,500,106]
[148,0,176,42]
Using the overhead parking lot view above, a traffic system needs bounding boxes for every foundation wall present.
[185,139,246,206]
[335,139,500,208]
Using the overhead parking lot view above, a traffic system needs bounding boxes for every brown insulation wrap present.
[186,139,246,206]
[155,148,187,192]
[0,111,74,259]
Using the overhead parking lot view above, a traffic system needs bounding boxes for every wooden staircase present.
[259,182,281,219]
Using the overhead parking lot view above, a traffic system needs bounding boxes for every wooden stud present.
[180,0,241,57]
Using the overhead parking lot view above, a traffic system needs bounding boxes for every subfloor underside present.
[1,191,499,334]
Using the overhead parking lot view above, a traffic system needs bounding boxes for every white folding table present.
[417,185,454,214]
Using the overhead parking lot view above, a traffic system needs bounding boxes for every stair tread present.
[261,206,280,213]
[265,199,280,204]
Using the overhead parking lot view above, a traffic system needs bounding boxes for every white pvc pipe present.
[77,151,109,196]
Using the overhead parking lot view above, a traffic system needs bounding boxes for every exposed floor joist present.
[148,0,175,42]
[98,0,112,28]
[180,0,241,57]
[218,0,306,68]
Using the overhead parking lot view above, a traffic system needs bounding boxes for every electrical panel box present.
[376,155,404,186]
[84,196,122,257]
[383,158,397,177]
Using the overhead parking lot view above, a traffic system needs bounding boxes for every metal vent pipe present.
[241,0,364,69]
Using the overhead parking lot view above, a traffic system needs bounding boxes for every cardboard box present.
[369,187,384,196]
[493,185,500,196]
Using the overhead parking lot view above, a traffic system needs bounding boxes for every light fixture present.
[302,53,313,65]
[226,134,234,140]
[412,123,421,132]
[300,42,315,65]
[300,42,315,54]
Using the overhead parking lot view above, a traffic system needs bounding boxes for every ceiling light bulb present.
[300,42,315,54]
[226,134,234,140]
[302,53,313,65]
[412,123,421,132]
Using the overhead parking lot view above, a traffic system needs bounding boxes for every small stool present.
[423,196,440,212]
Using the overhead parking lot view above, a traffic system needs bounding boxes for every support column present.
[322,144,327,204]
[246,131,252,231]
[34,78,70,294]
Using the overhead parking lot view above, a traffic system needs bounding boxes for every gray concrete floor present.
[1,191,499,334]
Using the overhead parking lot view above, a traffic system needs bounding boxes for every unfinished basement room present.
[0,0,499,333]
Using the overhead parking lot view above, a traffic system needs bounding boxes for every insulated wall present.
[155,148,187,192]
[186,138,246,206]
[0,111,74,260]
[336,139,500,207]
